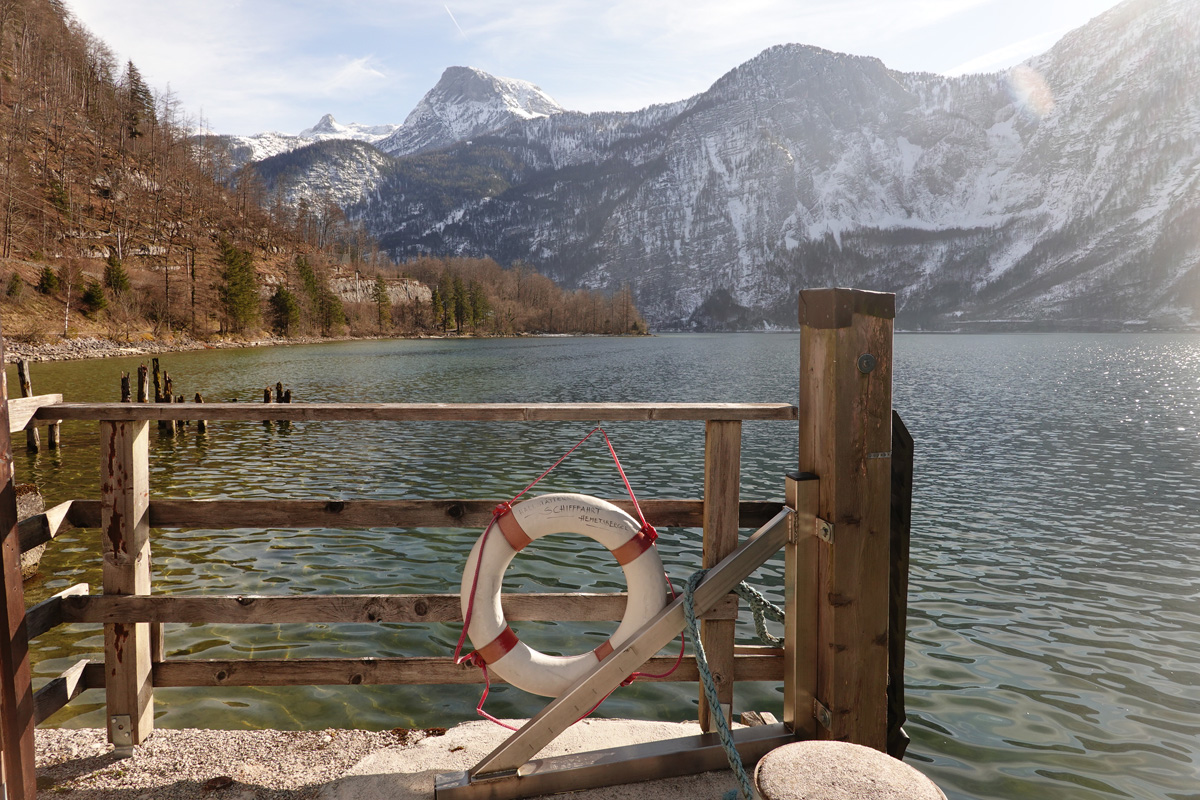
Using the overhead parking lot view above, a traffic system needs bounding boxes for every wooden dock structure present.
[0,288,908,800]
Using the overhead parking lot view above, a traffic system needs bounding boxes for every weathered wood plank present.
[15,361,39,452]
[798,288,894,750]
[38,402,798,424]
[57,499,785,531]
[25,583,88,640]
[101,420,154,746]
[63,592,740,624]
[699,419,740,731]
[7,394,62,434]
[33,659,91,725]
[0,337,37,800]
[784,473,819,739]
[148,653,783,687]
[17,500,74,554]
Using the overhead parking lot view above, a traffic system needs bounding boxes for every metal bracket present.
[813,700,833,732]
[816,518,834,544]
[110,714,133,755]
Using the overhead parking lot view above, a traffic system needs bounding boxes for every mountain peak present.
[377,66,565,157]
[301,113,344,137]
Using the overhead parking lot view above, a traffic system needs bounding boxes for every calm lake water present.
[10,333,1200,800]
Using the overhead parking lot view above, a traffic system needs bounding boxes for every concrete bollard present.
[754,741,946,800]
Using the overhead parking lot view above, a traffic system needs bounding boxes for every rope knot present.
[639,521,658,542]
[493,501,513,518]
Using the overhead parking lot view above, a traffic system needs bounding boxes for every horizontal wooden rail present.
[17,500,75,554]
[62,498,787,531]
[62,592,741,625]
[34,660,91,725]
[70,649,784,688]
[37,402,798,423]
[8,394,61,432]
[25,584,88,639]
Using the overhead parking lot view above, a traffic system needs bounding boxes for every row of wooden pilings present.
[119,359,294,433]
[15,359,59,452]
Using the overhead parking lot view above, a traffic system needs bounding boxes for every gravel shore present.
[2,334,341,364]
[36,726,446,799]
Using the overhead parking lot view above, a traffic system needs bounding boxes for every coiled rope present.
[682,569,787,800]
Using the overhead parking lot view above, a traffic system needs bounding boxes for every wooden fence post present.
[699,419,740,731]
[0,337,36,798]
[797,288,894,750]
[15,360,39,453]
[101,419,154,748]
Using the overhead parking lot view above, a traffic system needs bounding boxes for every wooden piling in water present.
[120,373,131,403]
[137,365,149,404]
[161,374,175,437]
[263,388,273,427]
[15,360,39,453]
[195,394,206,434]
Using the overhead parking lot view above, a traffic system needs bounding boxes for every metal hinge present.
[813,700,833,731]
[816,517,834,544]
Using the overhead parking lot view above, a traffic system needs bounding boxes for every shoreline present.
[1,330,657,364]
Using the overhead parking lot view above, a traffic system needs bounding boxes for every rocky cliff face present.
[256,0,1200,329]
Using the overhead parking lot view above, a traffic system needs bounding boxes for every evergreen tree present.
[217,240,259,333]
[36,266,59,294]
[269,286,300,335]
[430,286,444,332]
[373,275,392,332]
[103,254,130,295]
[5,272,23,299]
[122,60,156,139]
[468,280,489,330]
[81,280,107,314]
[295,255,345,335]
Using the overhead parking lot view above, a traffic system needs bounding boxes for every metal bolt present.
[857,353,876,374]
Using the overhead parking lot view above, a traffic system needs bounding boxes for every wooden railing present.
[1,288,903,800]
[21,401,797,748]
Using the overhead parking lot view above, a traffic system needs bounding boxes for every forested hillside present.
[0,0,644,347]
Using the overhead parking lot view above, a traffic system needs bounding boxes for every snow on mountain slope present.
[337,0,1200,329]
[376,66,566,157]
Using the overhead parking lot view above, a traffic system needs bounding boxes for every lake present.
[10,332,1200,800]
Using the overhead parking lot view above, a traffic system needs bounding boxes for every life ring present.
[460,493,667,697]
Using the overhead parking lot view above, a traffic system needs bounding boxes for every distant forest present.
[0,0,646,343]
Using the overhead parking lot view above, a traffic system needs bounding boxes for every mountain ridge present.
[245,0,1200,329]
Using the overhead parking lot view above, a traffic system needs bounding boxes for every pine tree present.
[103,254,130,295]
[269,286,300,335]
[36,267,59,294]
[217,240,259,333]
[81,280,107,314]
[122,60,157,139]
[373,275,392,332]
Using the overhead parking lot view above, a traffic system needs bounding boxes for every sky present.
[65,0,1127,137]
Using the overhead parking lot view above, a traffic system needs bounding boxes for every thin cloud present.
[946,30,1065,75]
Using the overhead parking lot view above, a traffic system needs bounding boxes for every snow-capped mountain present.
[254,0,1200,329]
[376,66,566,157]
[209,114,399,171]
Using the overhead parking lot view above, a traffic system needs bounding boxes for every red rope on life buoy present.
[454,427,684,727]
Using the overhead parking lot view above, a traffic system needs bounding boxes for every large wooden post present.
[0,337,36,798]
[797,288,894,750]
[699,419,740,731]
[101,420,154,748]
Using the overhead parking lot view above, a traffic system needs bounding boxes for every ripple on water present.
[13,333,1200,800]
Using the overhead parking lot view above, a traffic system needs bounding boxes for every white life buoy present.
[460,493,667,697]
